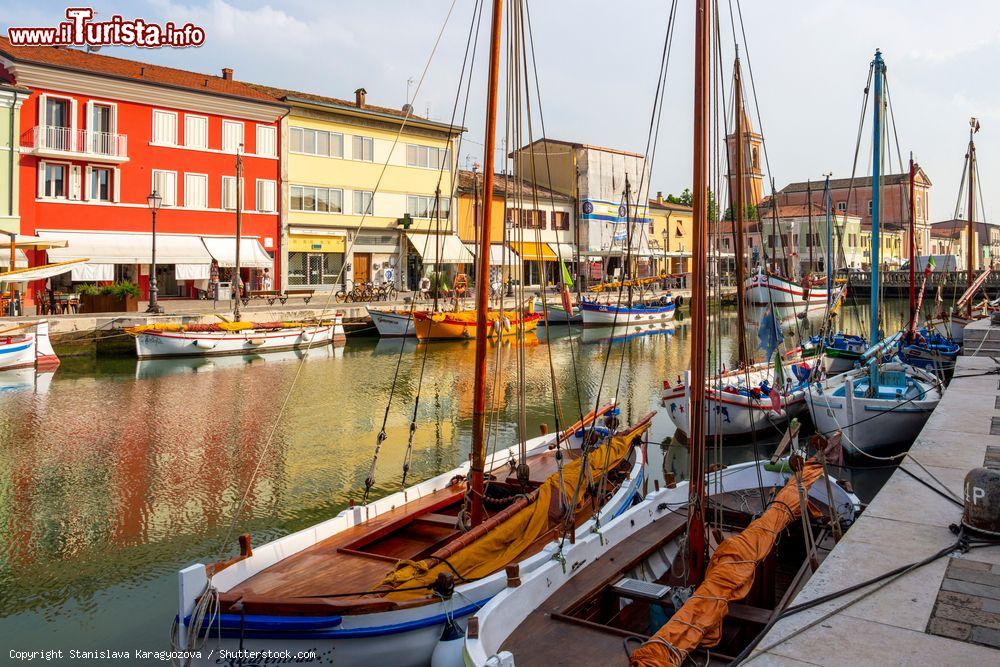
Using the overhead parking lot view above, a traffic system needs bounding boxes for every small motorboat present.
[0,320,59,371]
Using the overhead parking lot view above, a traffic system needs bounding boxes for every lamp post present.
[146,190,163,314]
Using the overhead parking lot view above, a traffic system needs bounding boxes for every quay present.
[747,317,1000,664]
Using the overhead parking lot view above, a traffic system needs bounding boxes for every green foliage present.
[723,203,759,221]
[101,281,140,299]
[74,283,100,296]
[666,187,719,220]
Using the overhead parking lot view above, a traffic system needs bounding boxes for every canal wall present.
[746,325,1000,663]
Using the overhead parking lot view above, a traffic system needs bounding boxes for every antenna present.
[406,77,414,104]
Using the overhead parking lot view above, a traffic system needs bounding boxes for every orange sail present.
[630,461,824,667]
[412,310,541,340]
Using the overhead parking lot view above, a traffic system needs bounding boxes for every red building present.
[0,38,286,302]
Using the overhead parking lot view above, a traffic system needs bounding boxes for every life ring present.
[454,273,469,296]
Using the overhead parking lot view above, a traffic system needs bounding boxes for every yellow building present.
[250,85,463,290]
[647,193,693,275]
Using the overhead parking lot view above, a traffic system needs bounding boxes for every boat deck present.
[748,353,1000,664]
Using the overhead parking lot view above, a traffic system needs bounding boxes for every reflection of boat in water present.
[0,367,55,394]
[580,322,675,345]
[135,345,335,379]
[373,336,421,356]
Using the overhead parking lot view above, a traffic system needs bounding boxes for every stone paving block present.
[933,602,1000,630]
[950,558,994,572]
[936,589,980,609]
[947,567,1000,587]
[927,616,972,641]
[971,625,1000,649]
[941,578,1000,601]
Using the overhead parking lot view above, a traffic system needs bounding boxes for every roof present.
[779,166,932,193]
[456,170,571,202]
[756,202,828,218]
[245,82,461,131]
[932,218,999,232]
[515,138,645,159]
[0,37,279,105]
[648,198,693,212]
[716,220,762,234]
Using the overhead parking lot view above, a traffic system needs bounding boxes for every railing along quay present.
[844,270,1000,297]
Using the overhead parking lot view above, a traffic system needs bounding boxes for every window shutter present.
[38,94,48,127]
[70,165,82,200]
[113,167,121,202]
[84,165,93,200]
[70,99,78,147]
[85,101,94,153]
[37,161,46,197]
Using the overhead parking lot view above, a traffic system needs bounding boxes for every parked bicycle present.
[335,280,400,303]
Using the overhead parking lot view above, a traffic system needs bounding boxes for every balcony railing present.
[24,125,128,161]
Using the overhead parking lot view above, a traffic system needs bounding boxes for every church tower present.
[726,107,764,207]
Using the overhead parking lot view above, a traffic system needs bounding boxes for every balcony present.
[23,126,129,163]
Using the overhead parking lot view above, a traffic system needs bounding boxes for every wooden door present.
[354,253,371,283]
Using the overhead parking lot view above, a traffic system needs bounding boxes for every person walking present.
[209,260,220,304]
[261,268,273,291]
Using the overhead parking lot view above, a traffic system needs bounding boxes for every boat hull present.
[0,320,58,371]
[134,325,335,359]
[412,311,541,340]
[745,274,839,315]
[662,362,810,438]
[176,429,645,667]
[532,298,581,324]
[580,300,676,327]
[367,307,417,337]
[807,362,942,453]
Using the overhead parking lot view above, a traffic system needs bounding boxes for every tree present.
[666,187,718,220]
[722,203,759,222]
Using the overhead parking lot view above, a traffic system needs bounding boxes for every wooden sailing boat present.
[128,148,335,358]
[662,56,814,439]
[808,50,942,454]
[173,6,650,665]
[464,5,859,664]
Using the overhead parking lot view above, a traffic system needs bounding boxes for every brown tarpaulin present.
[630,462,824,666]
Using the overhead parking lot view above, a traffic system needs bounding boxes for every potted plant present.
[79,281,140,313]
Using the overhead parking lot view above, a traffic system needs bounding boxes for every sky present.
[3,0,1000,221]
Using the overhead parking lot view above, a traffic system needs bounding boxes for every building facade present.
[755,202,865,274]
[0,80,29,242]
[647,193,693,275]
[930,219,1000,271]
[0,38,285,302]
[250,84,463,292]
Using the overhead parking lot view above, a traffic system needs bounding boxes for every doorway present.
[354,252,371,284]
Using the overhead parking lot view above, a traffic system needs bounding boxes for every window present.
[185,115,208,149]
[45,97,70,128]
[406,194,450,219]
[524,209,546,229]
[552,211,570,230]
[353,135,374,161]
[289,126,344,158]
[152,170,177,206]
[152,110,178,145]
[354,190,374,215]
[837,201,847,212]
[288,251,344,286]
[406,144,451,169]
[256,125,277,157]
[42,163,67,198]
[42,98,72,151]
[184,173,208,208]
[867,200,873,215]
[222,176,242,210]
[222,120,244,153]
[290,185,343,213]
[256,179,277,212]
[89,167,112,202]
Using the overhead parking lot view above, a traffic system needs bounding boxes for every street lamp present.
[146,190,163,314]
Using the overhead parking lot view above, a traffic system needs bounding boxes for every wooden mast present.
[688,0,710,583]
[869,50,883,346]
[807,180,814,278]
[908,154,916,333]
[470,0,504,528]
[966,118,977,319]
[234,146,243,322]
[732,57,749,367]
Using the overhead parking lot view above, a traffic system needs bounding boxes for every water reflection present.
[0,298,913,653]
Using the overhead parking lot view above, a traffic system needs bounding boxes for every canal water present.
[0,299,912,657]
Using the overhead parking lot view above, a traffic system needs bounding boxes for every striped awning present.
[509,240,557,261]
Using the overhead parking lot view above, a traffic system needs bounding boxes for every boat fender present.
[674,295,684,309]
[454,273,469,296]
[430,616,466,667]
[193,339,216,350]
[502,316,512,332]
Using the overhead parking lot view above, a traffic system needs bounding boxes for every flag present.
[924,255,936,277]
[757,306,784,359]
[560,260,574,289]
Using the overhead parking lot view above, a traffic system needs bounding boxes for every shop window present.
[288,251,344,286]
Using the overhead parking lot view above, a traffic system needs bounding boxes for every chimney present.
[401,103,413,115]
[656,191,664,204]
[221,67,234,81]
[355,87,367,108]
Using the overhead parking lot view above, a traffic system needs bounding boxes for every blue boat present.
[579,295,677,327]
[898,328,959,370]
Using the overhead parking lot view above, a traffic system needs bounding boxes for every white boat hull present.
[135,325,334,359]
[745,274,839,315]
[930,316,972,344]
[462,460,859,667]
[0,320,58,371]
[532,298,581,324]
[580,303,676,327]
[807,361,942,453]
[176,430,645,667]
[367,307,417,337]
[662,362,810,438]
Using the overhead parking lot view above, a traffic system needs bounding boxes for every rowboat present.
[463,458,859,666]
[531,296,581,324]
[411,310,541,340]
[130,320,339,359]
[175,408,650,667]
[898,329,959,370]
[579,296,676,327]
[0,320,58,371]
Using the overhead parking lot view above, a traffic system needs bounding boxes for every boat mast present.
[688,0,710,583]
[825,175,832,310]
[869,50,883,345]
[469,0,504,528]
[732,57,749,367]
[908,153,916,333]
[966,118,977,319]
[234,146,243,322]
[625,175,633,306]
[807,179,814,278]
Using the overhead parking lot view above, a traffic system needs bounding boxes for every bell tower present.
[726,107,764,207]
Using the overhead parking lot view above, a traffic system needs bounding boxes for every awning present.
[5,234,69,250]
[0,249,29,268]
[71,263,113,281]
[38,230,212,264]
[509,240,557,261]
[464,243,519,267]
[202,236,274,268]
[175,264,211,280]
[547,243,577,261]
[0,259,89,282]
[407,232,474,264]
